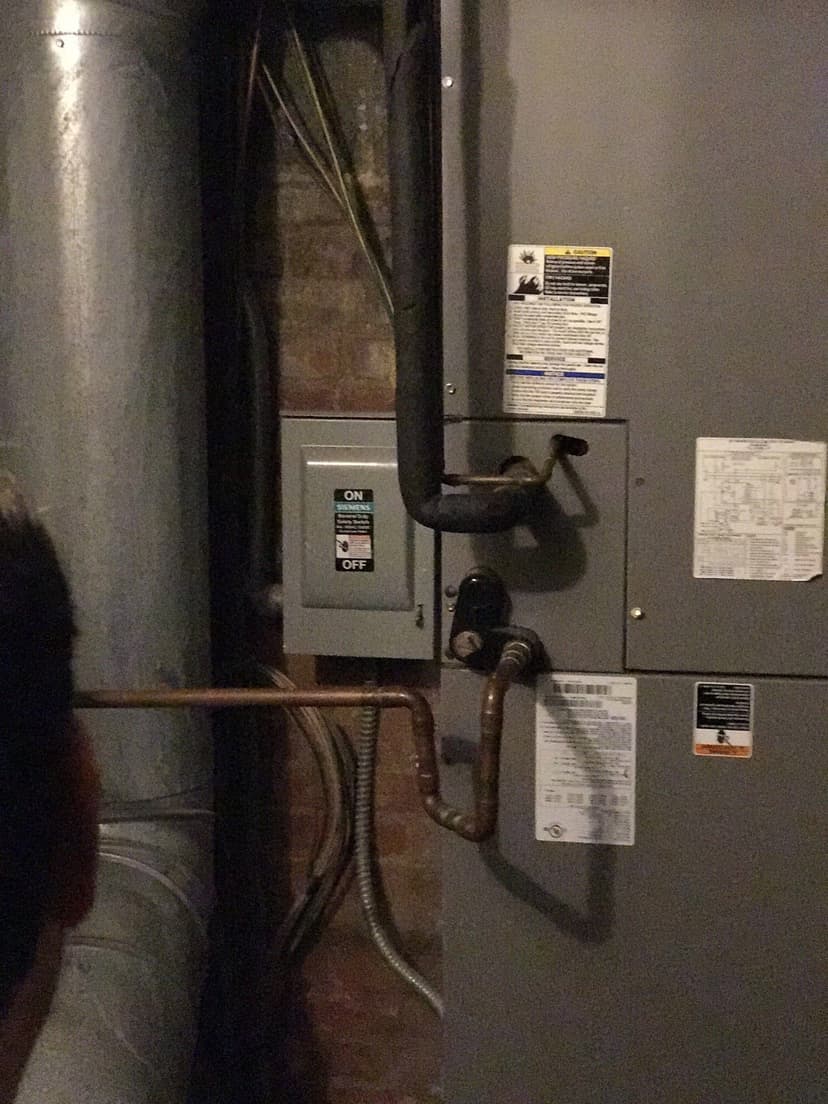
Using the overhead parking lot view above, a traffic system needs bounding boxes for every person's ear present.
[49,719,100,929]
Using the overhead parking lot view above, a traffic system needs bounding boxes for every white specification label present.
[694,438,826,581]
[535,674,636,846]
[504,244,612,418]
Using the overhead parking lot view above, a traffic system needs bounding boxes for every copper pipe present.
[75,685,451,833]
[76,670,529,842]
[443,433,589,489]
[77,686,424,713]
[442,462,557,488]
[421,638,533,841]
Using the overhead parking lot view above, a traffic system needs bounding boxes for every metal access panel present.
[439,669,828,1104]
[281,418,435,658]
[439,0,827,676]
[442,420,627,672]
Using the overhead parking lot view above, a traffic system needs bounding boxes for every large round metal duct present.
[0,2,212,1100]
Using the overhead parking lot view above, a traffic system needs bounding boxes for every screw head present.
[442,75,455,88]
[451,630,484,660]
[444,584,458,598]
[629,607,645,621]
[445,383,457,395]
[446,602,456,613]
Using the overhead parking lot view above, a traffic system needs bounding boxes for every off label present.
[694,682,753,758]
[335,489,374,572]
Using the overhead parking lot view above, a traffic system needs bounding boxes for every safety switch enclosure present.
[281,417,435,658]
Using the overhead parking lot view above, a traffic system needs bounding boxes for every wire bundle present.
[255,662,356,965]
[251,1,393,319]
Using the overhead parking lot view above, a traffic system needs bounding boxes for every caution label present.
[335,489,374,572]
[694,682,753,758]
[504,244,613,418]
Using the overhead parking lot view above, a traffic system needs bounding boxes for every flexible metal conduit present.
[1,3,210,1101]
[355,702,444,1017]
[382,0,538,533]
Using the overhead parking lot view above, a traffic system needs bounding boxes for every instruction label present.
[504,244,612,418]
[334,489,374,572]
[536,674,636,846]
[694,682,753,758]
[694,438,826,581]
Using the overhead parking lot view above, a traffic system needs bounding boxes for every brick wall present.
[250,16,443,1104]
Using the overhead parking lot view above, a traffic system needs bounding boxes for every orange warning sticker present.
[693,682,754,759]
[694,742,752,758]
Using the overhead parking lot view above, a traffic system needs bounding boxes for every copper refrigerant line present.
[443,432,589,488]
[427,637,534,840]
[76,671,531,842]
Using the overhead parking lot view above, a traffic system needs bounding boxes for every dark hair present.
[0,475,76,1017]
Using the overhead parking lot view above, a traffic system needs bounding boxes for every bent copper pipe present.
[77,672,528,842]
[74,685,467,841]
[76,687,437,818]
[443,434,589,489]
[421,638,534,842]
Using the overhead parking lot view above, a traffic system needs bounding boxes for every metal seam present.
[37,30,123,37]
[98,851,209,944]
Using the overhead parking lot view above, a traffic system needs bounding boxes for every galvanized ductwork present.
[0,2,211,1100]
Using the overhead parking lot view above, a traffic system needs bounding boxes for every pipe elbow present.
[402,488,540,535]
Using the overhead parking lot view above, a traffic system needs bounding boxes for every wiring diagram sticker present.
[693,438,827,581]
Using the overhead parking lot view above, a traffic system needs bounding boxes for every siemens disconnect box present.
[281,417,435,659]
[434,2,828,1102]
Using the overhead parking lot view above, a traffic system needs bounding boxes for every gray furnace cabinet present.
[437,2,827,1101]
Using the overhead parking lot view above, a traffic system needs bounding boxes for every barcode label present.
[536,673,637,847]
[552,681,611,696]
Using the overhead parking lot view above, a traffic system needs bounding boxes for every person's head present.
[0,474,99,1101]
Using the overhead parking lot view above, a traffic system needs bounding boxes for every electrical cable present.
[283,5,393,318]
[259,3,394,317]
[354,694,444,1017]
[255,663,346,881]
[243,278,277,592]
[236,0,266,225]
[253,663,355,964]
[257,61,345,210]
